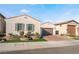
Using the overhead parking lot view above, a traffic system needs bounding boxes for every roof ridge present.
[42,22,54,25]
[55,20,79,25]
[6,14,41,22]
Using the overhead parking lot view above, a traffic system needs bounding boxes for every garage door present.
[67,25,76,35]
[42,28,53,36]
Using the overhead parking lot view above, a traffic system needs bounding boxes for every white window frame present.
[26,24,35,32]
[15,23,25,31]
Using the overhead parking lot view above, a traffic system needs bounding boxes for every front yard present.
[1,31,79,43]
[0,31,46,43]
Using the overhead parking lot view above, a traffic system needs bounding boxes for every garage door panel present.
[42,28,53,36]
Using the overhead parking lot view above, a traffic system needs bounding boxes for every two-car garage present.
[41,22,55,36]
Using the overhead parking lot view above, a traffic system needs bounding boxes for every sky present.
[0,4,79,23]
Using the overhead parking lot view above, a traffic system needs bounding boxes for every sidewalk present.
[0,40,79,53]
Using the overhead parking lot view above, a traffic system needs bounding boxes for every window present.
[55,30,59,35]
[26,24,34,32]
[15,23,24,31]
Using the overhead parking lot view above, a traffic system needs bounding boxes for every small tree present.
[19,30,24,37]
[35,32,40,39]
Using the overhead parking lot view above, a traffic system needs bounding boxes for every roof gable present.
[41,22,55,28]
[6,14,41,22]
[55,20,79,25]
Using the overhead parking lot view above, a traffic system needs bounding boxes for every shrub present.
[8,33,14,40]
[8,33,13,37]
[19,30,24,37]
[35,32,40,39]
[24,35,27,38]
[26,32,31,37]
[7,33,20,40]
[25,32,33,40]
[12,37,20,41]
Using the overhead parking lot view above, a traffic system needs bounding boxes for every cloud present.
[20,9,30,13]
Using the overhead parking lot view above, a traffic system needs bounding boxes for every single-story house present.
[5,14,41,35]
[41,20,79,36]
[55,20,79,36]
[41,22,55,36]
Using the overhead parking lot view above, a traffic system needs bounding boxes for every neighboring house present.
[41,22,55,36]
[41,20,79,36]
[0,13,6,33]
[55,20,79,36]
[5,14,41,35]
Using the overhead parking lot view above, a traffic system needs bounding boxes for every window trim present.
[26,24,35,32]
[15,23,25,31]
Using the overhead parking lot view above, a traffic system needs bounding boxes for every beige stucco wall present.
[55,24,67,35]
[55,21,79,36]
[5,15,41,35]
[41,22,56,35]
